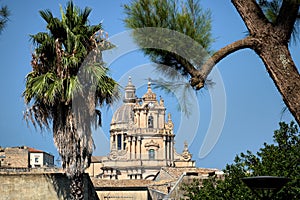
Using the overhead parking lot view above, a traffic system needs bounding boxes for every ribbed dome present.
[111,104,134,124]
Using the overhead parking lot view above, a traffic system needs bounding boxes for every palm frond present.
[0,5,10,33]
[65,75,82,102]
[80,7,92,25]
[96,75,119,106]
[24,72,60,105]
[39,9,54,24]
[0,5,9,18]
[24,102,52,130]
[30,32,51,46]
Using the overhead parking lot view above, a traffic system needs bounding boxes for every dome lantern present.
[124,76,136,103]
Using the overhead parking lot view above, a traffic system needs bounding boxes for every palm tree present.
[0,4,9,34]
[23,2,118,199]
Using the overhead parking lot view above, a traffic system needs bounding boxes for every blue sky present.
[0,0,297,169]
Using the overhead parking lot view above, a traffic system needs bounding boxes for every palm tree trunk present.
[70,173,84,200]
[53,95,94,200]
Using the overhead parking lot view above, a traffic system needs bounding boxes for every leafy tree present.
[124,0,300,125]
[124,0,213,79]
[182,121,300,199]
[0,4,9,34]
[23,2,118,199]
[124,0,214,115]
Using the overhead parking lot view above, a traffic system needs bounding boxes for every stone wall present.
[86,162,103,177]
[0,172,98,200]
[96,188,150,200]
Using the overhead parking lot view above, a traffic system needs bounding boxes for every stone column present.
[166,136,170,165]
[145,111,148,128]
[115,134,118,150]
[129,136,132,160]
[133,137,137,159]
[120,134,123,150]
[140,138,142,160]
[169,136,172,163]
[137,136,142,160]
[156,111,159,129]
[163,135,168,165]
[110,135,114,151]
[170,136,174,163]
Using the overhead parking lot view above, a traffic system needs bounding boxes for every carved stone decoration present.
[118,150,127,156]
[182,151,192,161]
[108,150,128,160]
[159,96,164,106]
[167,121,174,130]
[108,150,118,160]
[128,119,134,129]
[143,81,157,101]
[181,141,192,161]
[165,113,174,130]
[144,140,160,150]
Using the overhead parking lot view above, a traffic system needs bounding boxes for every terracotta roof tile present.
[27,147,44,153]
[91,167,223,195]
[159,167,218,179]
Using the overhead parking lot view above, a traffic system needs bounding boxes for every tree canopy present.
[182,121,300,199]
[124,0,213,78]
[124,0,300,125]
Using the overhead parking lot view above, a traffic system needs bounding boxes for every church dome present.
[111,104,134,125]
[111,79,159,127]
[111,77,136,126]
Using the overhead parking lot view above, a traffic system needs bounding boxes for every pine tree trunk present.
[231,0,300,124]
[257,44,300,125]
[70,173,84,200]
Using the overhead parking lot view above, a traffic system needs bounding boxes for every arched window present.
[148,115,154,128]
[149,149,155,160]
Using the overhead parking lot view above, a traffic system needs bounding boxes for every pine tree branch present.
[231,0,270,35]
[275,0,300,43]
[191,36,259,90]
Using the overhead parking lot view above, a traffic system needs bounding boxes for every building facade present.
[87,78,195,181]
[28,147,55,168]
[0,146,54,168]
[86,78,224,199]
